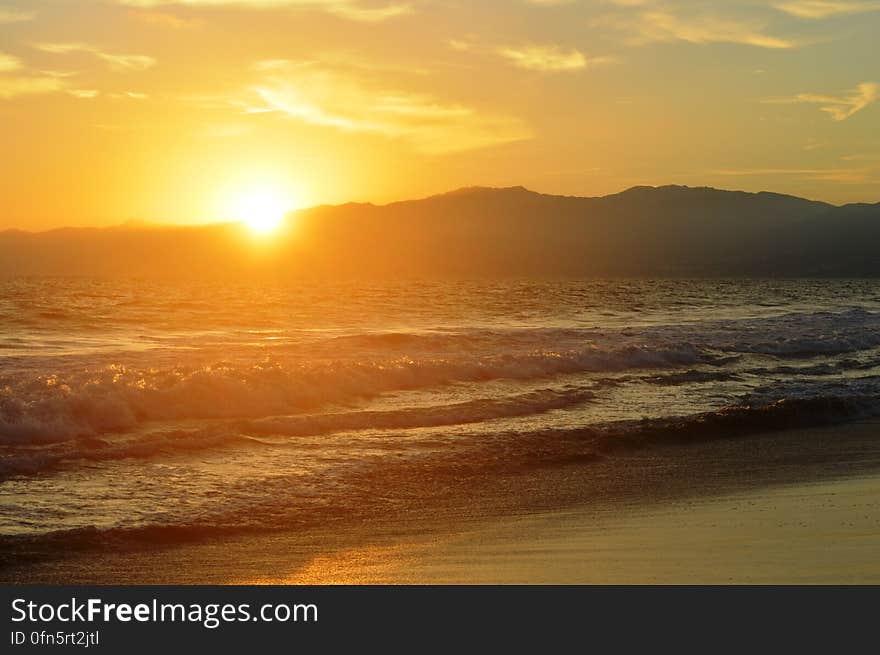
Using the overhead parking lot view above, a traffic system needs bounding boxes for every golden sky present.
[1,0,878,229]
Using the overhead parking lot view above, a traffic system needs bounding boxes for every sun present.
[233,188,292,235]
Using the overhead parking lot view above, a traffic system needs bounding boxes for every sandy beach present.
[5,420,880,585]
[282,474,880,584]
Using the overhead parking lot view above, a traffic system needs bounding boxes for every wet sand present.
[5,421,880,584]
[281,474,880,584]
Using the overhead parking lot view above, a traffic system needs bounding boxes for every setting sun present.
[233,188,293,235]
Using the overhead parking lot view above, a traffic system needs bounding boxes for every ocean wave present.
[0,344,712,444]
[244,387,597,437]
[0,387,598,478]
[322,317,880,361]
[644,369,743,386]
[2,391,877,559]
[0,430,266,479]
[598,394,878,447]
[10,383,869,482]
[718,308,880,358]
[737,334,880,358]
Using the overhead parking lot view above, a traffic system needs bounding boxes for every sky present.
[0,0,878,229]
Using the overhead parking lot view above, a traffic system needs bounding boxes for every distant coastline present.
[2,185,879,278]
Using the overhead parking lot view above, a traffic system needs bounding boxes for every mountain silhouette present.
[2,185,878,278]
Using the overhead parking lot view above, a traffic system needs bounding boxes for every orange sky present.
[1,1,878,230]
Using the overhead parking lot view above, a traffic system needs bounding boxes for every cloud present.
[772,1,880,19]
[451,40,616,73]
[117,0,413,21]
[765,82,879,120]
[36,43,156,71]
[448,39,472,52]
[254,52,427,75]
[0,54,23,73]
[244,62,531,153]
[604,0,654,5]
[0,52,70,99]
[496,45,615,72]
[711,167,873,183]
[595,9,797,48]
[67,89,100,99]
[840,152,880,161]
[2,46,151,100]
[133,10,202,28]
[327,3,411,21]
[0,9,35,23]
[0,75,65,99]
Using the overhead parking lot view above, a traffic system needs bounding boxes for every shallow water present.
[2,278,880,541]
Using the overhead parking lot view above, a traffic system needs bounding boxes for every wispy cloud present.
[0,9,35,23]
[711,167,874,183]
[132,10,202,28]
[765,82,879,121]
[2,45,153,100]
[67,89,100,99]
[0,54,23,73]
[255,53,428,75]
[0,75,66,99]
[0,52,69,99]
[113,91,150,99]
[242,61,530,154]
[595,8,797,49]
[496,45,615,72]
[840,152,880,161]
[0,69,109,101]
[802,138,827,151]
[772,1,880,19]
[117,0,413,22]
[327,3,411,21]
[35,43,156,71]
[450,39,615,73]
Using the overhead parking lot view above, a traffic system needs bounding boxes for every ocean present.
[2,277,880,547]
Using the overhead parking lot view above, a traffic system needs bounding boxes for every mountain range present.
[3,185,879,278]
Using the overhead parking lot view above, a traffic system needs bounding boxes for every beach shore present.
[281,473,880,584]
[5,421,880,584]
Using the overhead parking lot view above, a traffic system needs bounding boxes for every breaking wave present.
[2,390,877,558]
[0,387,598,478]
[0,344,712,444]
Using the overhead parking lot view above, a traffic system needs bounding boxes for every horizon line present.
[3,183,878,235]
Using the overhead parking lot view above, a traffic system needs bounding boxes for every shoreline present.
[279,474,880,584]
[4,421,880,584]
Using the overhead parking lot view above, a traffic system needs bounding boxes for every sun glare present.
[233,188,293,235]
